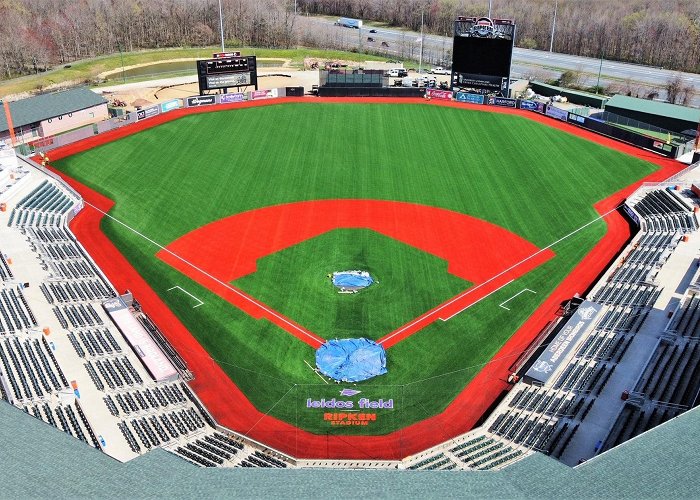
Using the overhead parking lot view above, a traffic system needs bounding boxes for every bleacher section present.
[0,170,294,469]
[404,183,700,471]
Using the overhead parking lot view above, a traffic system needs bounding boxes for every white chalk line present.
[440,279,515,321]
[378,204,622,345]
[304,359,329,384]
[83,200,324,346]
[167,285,204,308]
[499,288,536,311]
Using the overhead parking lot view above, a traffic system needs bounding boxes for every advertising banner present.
[136,105,159,121]
[186,95,217,107]
[488,96,516,108]
[545,105,569,121]
[455,92,485,104]
[160,99,181,113]
[426,88,453,100]
[524,300,603,385]
[623,204,640,227]
[219,92,245,104]
[250,88,279,100]
[519,100,543,112]
[567,113,586,125]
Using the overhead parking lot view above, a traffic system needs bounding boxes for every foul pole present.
[2,101,16,147]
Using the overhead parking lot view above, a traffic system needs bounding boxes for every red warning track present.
[157,200,553,349]
[46,97,686,460]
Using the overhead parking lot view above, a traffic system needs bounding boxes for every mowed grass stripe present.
[54,103,658,435]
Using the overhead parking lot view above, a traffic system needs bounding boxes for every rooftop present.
[0,88,107,132]
[605,94,700,123]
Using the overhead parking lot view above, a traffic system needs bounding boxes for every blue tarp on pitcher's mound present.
[315,338,387,382]
[332,273,373,288]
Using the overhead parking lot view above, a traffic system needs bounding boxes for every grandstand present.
[403,178,700,470]
[0,157,294,468]
[1,96,700,474]
[3,153,700,471]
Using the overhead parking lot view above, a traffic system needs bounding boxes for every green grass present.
[234,228,470,340]
[53,102,658,435]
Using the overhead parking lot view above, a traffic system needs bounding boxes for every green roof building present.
[604,94,700,135]
[0,88,108,145]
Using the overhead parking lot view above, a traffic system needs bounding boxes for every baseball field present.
[53,101,660,437]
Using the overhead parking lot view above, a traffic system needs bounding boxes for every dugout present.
[604,95,700,136]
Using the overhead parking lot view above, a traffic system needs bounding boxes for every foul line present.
[440,279,514,321]
[167,285,204,308]
[82,200,325,347]
[304,359,329,384]
[378,203,622,345]
[499,288,536,311]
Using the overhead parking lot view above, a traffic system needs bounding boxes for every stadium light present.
[549,0,558,52]
[218,0,225,52]
[596,49,604,94]
[117,43,126,83]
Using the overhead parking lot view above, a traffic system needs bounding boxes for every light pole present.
[118,43,126,83]
[488,0,493,18]
[596,49,604,94]
[418,11,424,73]
[549,0,558,53]
[217,0,225,52]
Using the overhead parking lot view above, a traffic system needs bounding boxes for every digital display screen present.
[206,73,251,88]
[452,36,513,77]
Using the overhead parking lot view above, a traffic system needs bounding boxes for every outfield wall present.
[22,85,682,160]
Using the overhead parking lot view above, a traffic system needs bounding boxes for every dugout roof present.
[0,88,107,132]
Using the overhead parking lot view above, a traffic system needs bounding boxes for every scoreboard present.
[196,56,258,93]
[451,17,516,96]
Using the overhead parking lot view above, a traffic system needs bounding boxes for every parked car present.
[367,37,375,42]
[429,66,450,75]
[369,29,377,33]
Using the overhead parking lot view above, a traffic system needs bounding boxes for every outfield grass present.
[53,102,658,435]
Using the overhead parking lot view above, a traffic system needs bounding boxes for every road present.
[297,16,700,106]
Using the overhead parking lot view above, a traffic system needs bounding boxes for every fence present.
[21,88,290,155]
[591,110,690,145]
[16,86,689,162]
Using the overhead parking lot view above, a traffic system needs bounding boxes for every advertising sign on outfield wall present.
[186,95,217,107]
[219,93,245,104]
[519,100,543,112]
[455,92,485,104]
[250,88,278,100]
[567,113,586,125]
[160,99,182,113]
[426,88,453,100]
[488,96,516,108]
[136,106,160,121]
[545,105,569,121]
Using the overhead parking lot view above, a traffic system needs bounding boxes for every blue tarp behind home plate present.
[315,338,387,382]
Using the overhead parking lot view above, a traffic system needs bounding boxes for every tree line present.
[0,0,698,81]
[300,0,700,73]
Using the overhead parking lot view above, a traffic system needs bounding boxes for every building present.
[604,94,700,136]
[0,88,108,146]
